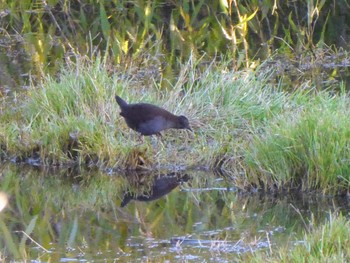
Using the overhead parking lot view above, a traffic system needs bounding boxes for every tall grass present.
[0,0,345,76]
[246,91,350,193]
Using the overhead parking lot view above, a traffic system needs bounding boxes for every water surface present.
[0,163,349,261]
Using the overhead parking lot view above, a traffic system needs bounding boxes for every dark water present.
[0,163,349,261]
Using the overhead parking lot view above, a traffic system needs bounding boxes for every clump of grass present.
[246,91,350,193]
[240,213,350,262]
[287,213,350,262]
[178,59,291,170]
[0,56,132,166]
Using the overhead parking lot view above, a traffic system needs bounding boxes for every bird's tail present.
[115,95,128,108]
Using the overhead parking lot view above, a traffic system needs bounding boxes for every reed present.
[0,0,344,79]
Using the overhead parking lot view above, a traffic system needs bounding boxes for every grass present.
[240,213,350,262]
[0,55,350,194]
[1,56,125,166]
[0,55,283,168]
[245,90,350,194]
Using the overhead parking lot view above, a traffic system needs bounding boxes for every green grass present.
[1,55,350,194]
[1,57,123,166]
[245,91,350,193]
[240,213,350,262]
[0,56,286,168]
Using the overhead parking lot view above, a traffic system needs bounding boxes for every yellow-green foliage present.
[0,0,345,74]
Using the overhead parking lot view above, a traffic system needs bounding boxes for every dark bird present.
[115,95,192,137]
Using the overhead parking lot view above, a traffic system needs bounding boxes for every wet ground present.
[1,163,349,261]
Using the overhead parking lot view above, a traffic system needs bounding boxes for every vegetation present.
[241,213,350,262]
[1,0,348,82]
[0,1,350,261]
[245,89,350,194]
[0,54,349,195]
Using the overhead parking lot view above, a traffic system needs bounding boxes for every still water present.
[0,163,349,262]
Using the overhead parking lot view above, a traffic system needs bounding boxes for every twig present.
[15,231,50,253]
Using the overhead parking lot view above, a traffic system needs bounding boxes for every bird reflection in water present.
[121,172,190,207]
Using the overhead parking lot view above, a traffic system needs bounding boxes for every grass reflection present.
[0,163,349,261]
